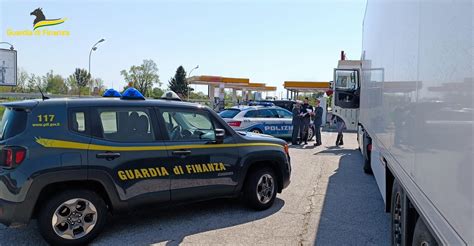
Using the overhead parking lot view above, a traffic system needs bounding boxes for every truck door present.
[333,69,360,109]
[88,107,170,203]
[157,107,240,202]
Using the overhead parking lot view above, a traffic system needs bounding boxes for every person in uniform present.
[299,98,313,145]
[313,99,323,146]
[291,101,302,145]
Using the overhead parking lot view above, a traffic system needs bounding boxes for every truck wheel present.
[412,218,437,246]
[391,180,406,246]
[244,167,277,210]
[363,157,372,174]
[363,149,372,174]
[38,190,108,246]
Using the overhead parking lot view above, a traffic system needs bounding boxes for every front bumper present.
[282,155,291,190]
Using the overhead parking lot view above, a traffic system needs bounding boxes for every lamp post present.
[88,38,105,77]
[88,39,105,94]
[187,65,199,100]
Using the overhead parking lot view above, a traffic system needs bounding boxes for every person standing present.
[291,101,302,145]
[332,115,345,146]
[299,97,313,145]
[313,99,323,146]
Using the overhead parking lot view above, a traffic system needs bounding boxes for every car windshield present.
[219,109,240,118]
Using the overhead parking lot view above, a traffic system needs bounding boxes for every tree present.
[73,68,91,97]
[120,59,160,97]
[90,77,105,96]
[44,70,68,94]
[14,68,29,92]
[168,66,192,99]
[151,87,164,99]
[26,73,43,92]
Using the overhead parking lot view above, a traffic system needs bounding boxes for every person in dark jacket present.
[313,99,324,146]
[299,98,313,145]
[291,101,302,145]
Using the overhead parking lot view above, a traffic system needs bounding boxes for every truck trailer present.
[333,0,473,245]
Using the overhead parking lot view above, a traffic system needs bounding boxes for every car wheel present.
[412,218,437,246]
[391,180,406,246]
[250,128,262,134]
[244,167,277,210]
[38,189,108,246]
[307,126,314,141]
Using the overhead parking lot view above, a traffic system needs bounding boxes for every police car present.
[219,105,314,141]
[0,88,291,245]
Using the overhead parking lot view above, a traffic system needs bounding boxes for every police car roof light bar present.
[103,88,121,97]
[121,87,145,100]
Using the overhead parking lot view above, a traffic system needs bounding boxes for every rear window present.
[219,109,240,118]
[0,107,27,140]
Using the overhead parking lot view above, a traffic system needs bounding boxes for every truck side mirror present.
[215,129,225,144]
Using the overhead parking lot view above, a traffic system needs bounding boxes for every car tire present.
[412,218,437,246]
[307,126,314,142]
[244,167,277,211]
[391,180,406,246]
[250,128,262,134]
[38,189,108,246]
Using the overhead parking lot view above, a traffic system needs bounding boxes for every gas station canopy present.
[188,76,249,86]
[283,81,331,92]
[187,75,276,110]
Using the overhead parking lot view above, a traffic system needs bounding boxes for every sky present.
[0,0,367,96]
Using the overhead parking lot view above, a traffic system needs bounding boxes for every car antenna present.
[37,86,49,101]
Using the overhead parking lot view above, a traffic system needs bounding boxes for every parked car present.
[219,105,314,141]
[0,88,291,245]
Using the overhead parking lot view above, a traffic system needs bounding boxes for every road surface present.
[0,132,390,245]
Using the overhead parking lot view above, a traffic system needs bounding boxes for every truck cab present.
[331,58,361,131]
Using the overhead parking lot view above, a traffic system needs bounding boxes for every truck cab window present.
[335,70,359,90]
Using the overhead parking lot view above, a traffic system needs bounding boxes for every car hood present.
[236,131,287,145]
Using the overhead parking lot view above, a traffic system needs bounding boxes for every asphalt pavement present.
[0,132,390,245]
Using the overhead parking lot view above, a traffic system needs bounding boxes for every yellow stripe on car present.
[35,137,283,151]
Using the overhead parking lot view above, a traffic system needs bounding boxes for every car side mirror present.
[215,129,225,144]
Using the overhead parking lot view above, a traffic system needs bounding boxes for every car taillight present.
[228,121,242,127]
[2,147,27,168]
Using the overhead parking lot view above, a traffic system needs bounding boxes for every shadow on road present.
[0,198,284,245]
[97,198,285,245]
[314,148,390,245]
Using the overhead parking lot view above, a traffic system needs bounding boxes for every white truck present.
[333,1,473,245]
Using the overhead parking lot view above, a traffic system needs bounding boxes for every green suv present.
[0,89,291,245]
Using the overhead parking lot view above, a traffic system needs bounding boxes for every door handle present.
[96,152,121,160]
[172,150,192,156]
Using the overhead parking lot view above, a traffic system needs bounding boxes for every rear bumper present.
[0,199,23,227]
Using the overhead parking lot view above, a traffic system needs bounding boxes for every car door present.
[87,107,170,204]
[157,107,240,202]
[275,108,294,137]
[258,109,284,136]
